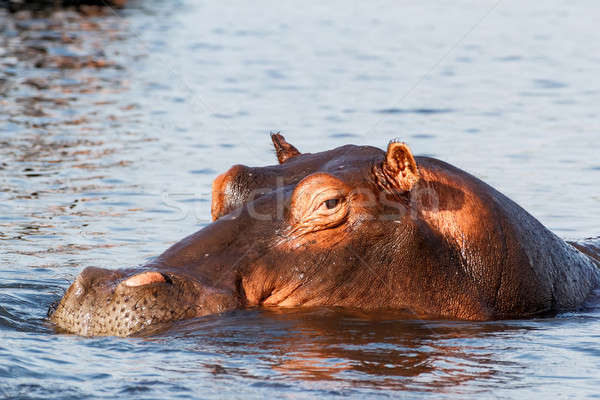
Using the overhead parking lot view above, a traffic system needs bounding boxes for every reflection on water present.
[169,308,526,391]
[132,307,597,398]
[1,1,600,398]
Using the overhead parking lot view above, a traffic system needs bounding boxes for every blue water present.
[1,1,599,398]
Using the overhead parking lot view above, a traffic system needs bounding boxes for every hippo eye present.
[290,173,350,233]
[324,198,340,210]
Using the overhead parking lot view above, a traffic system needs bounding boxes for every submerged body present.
[50,135,600,336]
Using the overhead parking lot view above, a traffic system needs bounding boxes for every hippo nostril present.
[161,273,173,285]
[123,271,169,287]
[77,266,120,288]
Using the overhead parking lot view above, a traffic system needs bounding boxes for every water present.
[1,1,599,398]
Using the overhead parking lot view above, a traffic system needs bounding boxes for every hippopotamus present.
[49,134,600,336]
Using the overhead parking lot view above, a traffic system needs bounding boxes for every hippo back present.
[416,157,600,317]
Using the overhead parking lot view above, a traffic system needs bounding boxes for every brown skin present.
[49,134,600,336]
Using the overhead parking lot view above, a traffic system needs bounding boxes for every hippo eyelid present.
[309,188,346,214]
[294,188,349,229]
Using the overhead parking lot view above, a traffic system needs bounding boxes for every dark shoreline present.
[1,0,127,12]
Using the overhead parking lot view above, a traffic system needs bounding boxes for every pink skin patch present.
[123,271,166,287]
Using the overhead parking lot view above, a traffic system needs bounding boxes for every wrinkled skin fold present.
[49,134,600,336]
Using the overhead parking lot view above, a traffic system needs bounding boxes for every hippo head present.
[51,134,593,336]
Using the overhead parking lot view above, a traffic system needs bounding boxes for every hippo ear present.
[271,132,301,163]
[382,141,420,192]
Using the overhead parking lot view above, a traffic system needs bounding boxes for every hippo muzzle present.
[49,134,600,337]
[50,267,238,336]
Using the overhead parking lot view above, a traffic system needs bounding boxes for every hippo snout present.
[74,267,123,293]
[50,267,238,337]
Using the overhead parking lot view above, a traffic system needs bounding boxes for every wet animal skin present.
[50,134,600,336]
